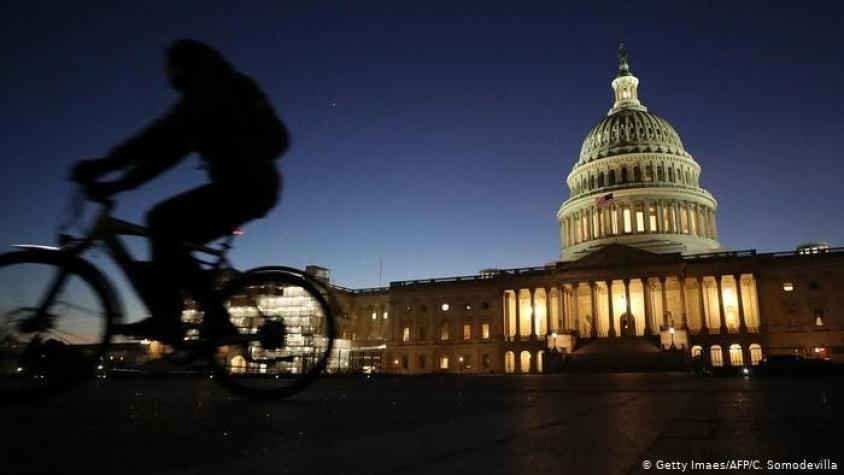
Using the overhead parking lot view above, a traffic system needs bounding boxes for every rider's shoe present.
[115,318,183,345]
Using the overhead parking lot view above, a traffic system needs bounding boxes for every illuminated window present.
[814,309,824,327]
[648,205,657,232]
[729,344,743,366]
[749,344,762,366]
[439,356,449,370]
[371,312,377,320]
[482,323,490,339]
[691,345,702,358]
[504,351,515,373]
[402,327,410,342]
[635,204,645,233]
[463,324,471,340]
[383,311,388,319]
[710,345,723,367]
[783,282,794,292]
[441,303,450,312]
[440,321,449,340]
[623,206,632,233]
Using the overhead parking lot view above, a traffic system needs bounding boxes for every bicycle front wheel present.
[210,268,336,398]
[0,250,118,402]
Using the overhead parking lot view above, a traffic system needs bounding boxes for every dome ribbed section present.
[577,109,690,165]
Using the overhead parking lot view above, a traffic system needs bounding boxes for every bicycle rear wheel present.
[210,268,336,398]
[0,250,117,402]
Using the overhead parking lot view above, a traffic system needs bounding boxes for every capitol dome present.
[557,46,722,261]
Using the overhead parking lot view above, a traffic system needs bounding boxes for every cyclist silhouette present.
[72,39,288,343]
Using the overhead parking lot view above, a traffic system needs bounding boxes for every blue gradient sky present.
[1,1,843,289]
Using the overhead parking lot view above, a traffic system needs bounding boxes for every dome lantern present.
[609,43,647,115]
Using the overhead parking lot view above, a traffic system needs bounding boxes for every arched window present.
[668,167,674,182]
[657,165,664,181]
[536,351,544,373]
[621,167,629,183]
[589,175,595,190]
[645,165,653,181]
[402,326,410,342]
[749,344,763,366]
[230,355,247,374]
[729,344,744,366]
[597,172,605,187]
[519,351,531,373]
[685,170,691,185]
[609,170,616,186]
[691,345,703,358]
[504,351,515,373]
[710,345,723,367]
[633,165,642,182]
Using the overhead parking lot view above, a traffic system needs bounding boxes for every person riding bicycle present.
[71,39,288,344]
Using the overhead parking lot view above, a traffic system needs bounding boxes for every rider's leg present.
[142,183,277,338]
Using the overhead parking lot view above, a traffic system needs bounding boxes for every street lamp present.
[669,326,676,350]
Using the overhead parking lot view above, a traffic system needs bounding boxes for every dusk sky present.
[1,1,843,290]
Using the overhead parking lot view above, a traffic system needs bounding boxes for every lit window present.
[464,303,472,311]
[691,345,702,358]
[814,309,824,327]
[441,303,450,311]
[623,206,632,233]
[402,327,410,342]
[440,356,449,370]
[371,312,377,320]
[482,323,490,340]
[383,311,389,319]
[729,344,743,366]
[710,345,723,367]
[749,344,762,366]
[463,324,471,340]
[783,282,794,292]
[440,321,449,340]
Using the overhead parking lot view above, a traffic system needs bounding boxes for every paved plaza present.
[3,373,842,474]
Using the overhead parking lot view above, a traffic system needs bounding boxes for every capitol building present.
[325,48,843,374]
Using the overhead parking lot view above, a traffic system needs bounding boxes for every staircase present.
[563,336,685,372]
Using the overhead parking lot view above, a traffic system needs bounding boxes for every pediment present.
[562,244,682,270]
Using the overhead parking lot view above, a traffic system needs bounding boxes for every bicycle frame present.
[17,196,238,322]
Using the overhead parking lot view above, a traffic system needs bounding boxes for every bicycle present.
[0,192,336,401]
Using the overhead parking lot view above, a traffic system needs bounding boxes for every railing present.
[391,265,551,287]
[566,181,715,202]
[330,284,389,295]
[684,247,844,261]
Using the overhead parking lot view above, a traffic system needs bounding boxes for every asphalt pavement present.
[2,373,842,474]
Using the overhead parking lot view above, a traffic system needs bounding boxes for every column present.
[530,289,537,339]
[616,203,623,234]
[660,277,668,329]
[589,282,598,338]
[679,275,688,330]
[656,201,664,233]
[643,278,653,336]
[734,275,747,333]
[515,289,522,339]
[606,280,616,337]
[545,287,553,333]
[559,285,568,332]
[503,291,510,341]
[697,276,709,334]
[571,283,580,336]
[623,279,632,335]
[716,276,727,333]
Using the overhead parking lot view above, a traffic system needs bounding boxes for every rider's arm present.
[103,99,195,191]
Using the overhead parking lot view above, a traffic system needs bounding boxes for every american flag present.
[595,193,614,208]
